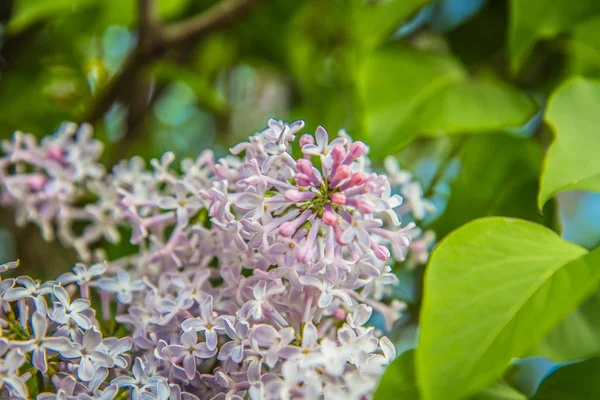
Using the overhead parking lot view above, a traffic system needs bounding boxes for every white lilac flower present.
[218,319,249,364]
[10,311,77,372]
[157,182,203,227]
[238,280,287,322]
[97,337,133,369]
[162,331,217,380]
[111,357,165,398]
[0,344,28,399]
[97,271,145,304]
[72,329,115,381]
[37,374,77,400]
[180,296,222,351]
[250,325,295,369]
[57,262,107,286]
[0,260,19,275]
[50,285,93,330]
[3,276,54,302]
[74,368,119,400]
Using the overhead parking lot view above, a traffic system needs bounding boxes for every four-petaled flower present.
[72,329,115,381]
[98,271,145,304]
[181,295,221,351]
[218,319,249,364]
[50,285,93,330]
[157,182,203,226]
[0,342,28,399]
[299,276,353,308]
[10,311,79,373]
[162,331,217,380]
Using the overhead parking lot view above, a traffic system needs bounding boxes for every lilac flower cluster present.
[0,261,131,399]
[383,157,436,269]
[0,120,435,399]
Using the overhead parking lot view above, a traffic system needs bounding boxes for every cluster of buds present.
[0,120,435,399]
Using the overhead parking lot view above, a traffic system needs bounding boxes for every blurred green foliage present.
[5,0,600,398]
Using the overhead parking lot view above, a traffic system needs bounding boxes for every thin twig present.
[138,0,158,43]
[159,0,260,50]
[83,0,262,125]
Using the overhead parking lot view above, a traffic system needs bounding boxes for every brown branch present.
[83,52,151,123]
[138,0,162,55]
[159,0,261,50]
[138,0,158,41]
[82,0,262,125]
[83,0,159,124]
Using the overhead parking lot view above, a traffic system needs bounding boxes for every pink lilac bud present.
[300,134,314,147]
[332,223,345,245]
[322,208,338,226]
[331,145,346,164]
[329,165,351,188]
[278,210,311,237]
[355,199,373,214]
[279,222,296,237]
[284,189,315,202]
[295,173,312,187]
[27,175,48,190]
[333,307,346,320]
[372,243,391,261]
[330,192,346,205]
[296,159,314,176]
[349,141,367,159]
[340,172,367,191]
[47,145,65,162]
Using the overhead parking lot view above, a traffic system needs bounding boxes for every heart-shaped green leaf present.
[417,217,600,400]
[539,77,600,210]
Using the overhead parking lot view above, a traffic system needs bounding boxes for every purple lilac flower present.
[10,311,77,372]
[0,343,29,399]
[162,331,217,380]
[50,285,93,330]
[0,119,430,399]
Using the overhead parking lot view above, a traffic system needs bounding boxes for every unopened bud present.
[331,145,346,164]
[322,209,338,226]
[300,134,315,147]
[349,141,367,159]
[356,199,373,214]
[330,192,346,205]
[296,159,314,176]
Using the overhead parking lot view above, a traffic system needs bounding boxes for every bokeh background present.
[2,0,600,357]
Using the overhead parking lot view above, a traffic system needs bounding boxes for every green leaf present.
[287,0,364,136]
[563,16,600,76]
[429,134,552,239]
[157,0,190,20]
[531,357,600,400]
[530,289,600,361]
[357,0,432,49]
[361,46,536,158]
[538,77,600,210]
[508,0,600,72]
[360,44,466,157]
[416,217,600,400]
[415,80,537,137]
[375,349,527,400]
[374,350,419,400]
[102,0,190,28]
[7,0,97,34]
[470,382,527,400]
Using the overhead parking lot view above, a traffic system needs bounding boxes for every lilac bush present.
[0,120,434,399]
